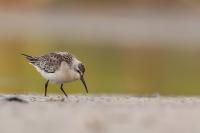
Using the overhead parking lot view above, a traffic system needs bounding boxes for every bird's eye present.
[75,69,80,73]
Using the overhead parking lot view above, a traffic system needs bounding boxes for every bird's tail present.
[21,53,38,64]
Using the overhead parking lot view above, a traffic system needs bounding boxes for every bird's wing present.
[35,53,63,73]
[36,52,73,73]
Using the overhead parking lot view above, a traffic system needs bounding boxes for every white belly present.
[34,62,80,84]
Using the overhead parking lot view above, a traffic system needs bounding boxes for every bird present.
[22,52,88,98]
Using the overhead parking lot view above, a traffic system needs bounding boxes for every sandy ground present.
[0,95,200,133]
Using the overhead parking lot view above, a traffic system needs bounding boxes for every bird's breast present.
[34,62,80,84]
[53,67,79,83]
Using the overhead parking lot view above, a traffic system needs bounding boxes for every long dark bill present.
[80,75,88,93]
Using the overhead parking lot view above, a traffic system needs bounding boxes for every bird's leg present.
[44,80,49,96]
[60,84,68,98]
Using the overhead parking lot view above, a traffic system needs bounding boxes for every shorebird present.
[22,52,88,97]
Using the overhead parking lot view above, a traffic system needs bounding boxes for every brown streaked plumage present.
[22,52,73,73]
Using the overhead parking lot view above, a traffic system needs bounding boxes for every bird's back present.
[22,52,74,73]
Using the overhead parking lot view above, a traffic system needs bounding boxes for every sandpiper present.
[22,52,88,97]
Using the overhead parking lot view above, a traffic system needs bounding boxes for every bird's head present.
[74,63,88,93]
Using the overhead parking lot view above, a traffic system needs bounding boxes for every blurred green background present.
[1,38,200,96]
[0,0,200,96]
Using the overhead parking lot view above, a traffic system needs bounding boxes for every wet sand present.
[0,95,200,133]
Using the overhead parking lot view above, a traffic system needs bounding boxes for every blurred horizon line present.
[0,11,199,47]
[1,0,200,11]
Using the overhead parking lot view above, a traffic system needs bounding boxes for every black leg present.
[60,84,68,98]
[45,80,49,96]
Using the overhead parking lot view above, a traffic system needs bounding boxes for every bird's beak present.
[80,75,88,93]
